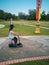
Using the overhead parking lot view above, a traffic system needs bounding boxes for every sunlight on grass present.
[0,20,49,37]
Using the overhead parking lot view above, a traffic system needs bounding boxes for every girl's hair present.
[9,24,14,31]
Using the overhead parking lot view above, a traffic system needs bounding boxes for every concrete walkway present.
[21,36,49,46]
[0,36,49,62]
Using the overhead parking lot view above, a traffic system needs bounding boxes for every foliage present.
[41,11,46,20]
[18,12,26,20]
[28,9,36,20]
[0,9,49,21]
[0,10,18,20]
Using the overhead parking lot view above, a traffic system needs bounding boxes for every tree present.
[46,12,49,21]
[28,9,36,20]
[41,11,46,20]
[25,15,30,20]
[0,9,18,20]
[0,10,5,19]
[18,12,26,20]
[12,14,18,20]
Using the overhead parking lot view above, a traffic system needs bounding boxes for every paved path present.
[0,37,8,49]
[0,36,49,63]
[21,36,49,46]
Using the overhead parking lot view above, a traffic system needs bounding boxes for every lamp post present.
[35,0,42,33]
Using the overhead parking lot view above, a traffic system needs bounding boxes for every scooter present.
[9,35,23,48]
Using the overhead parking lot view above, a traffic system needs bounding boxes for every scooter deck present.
[9,43,23,48]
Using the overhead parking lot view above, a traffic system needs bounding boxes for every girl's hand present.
[17,32,19,36]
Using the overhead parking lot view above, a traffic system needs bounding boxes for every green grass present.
[40,22,49,28]
[9,59,49,65]
[0,20,49,37]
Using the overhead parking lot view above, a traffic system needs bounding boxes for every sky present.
[0,0,49,15]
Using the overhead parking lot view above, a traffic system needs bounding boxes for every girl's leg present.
[12,37,17,45]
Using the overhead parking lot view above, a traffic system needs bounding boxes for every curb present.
[0,56,49,65]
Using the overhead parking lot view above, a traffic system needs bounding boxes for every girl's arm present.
[11,31,19,36]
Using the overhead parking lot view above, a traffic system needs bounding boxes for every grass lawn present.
[9,59,49,65]
[0,20,49,37]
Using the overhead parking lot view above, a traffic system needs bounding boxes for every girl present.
[8,25,19,46]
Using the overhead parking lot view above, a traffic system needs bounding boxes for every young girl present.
[8,25,19,45]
